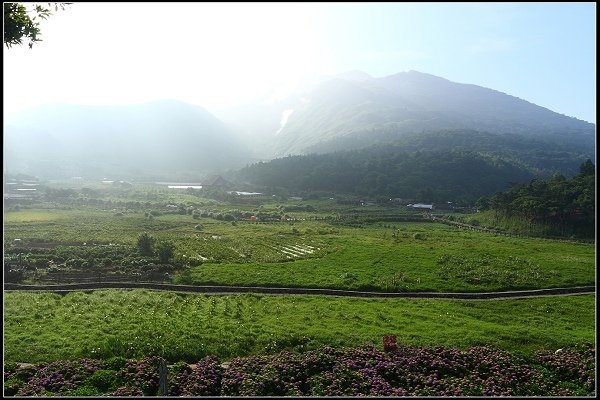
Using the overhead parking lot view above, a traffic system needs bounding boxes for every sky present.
[3,2,597,123]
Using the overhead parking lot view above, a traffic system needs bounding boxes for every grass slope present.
[3,290,595,364]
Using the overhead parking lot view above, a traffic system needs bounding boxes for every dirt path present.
[4,282,595,300]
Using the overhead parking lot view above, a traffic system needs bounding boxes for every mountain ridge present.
[270,70,594,156]
[3,70,595,183]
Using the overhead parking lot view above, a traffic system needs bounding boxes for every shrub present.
[68,385,103,396]
[156,241,175,263]
[105,356,128,371]
[4,377,25,396]
[223,213,235,221]
[85,369,119,392]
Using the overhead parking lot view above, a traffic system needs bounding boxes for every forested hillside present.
[302,129,592,177]
[237,145,535,203]
[476,160,595,238]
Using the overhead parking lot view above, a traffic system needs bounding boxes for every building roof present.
[408,203,434,209]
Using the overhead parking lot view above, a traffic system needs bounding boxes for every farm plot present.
[252,237,325,262]
[269,243,317,259]
[178,233,327,264]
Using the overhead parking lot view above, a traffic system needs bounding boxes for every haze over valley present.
[5,70,595,202]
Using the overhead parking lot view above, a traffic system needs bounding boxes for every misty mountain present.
[4,70,595,186]
[4,100,252,180]
[217,71,594,167]
[271,71,595,156]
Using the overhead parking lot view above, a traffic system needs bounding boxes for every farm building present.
[228,191,264,197]
[407,203,434,210]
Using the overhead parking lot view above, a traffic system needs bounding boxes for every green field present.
[3,290,595,364]
[3,205,595,292]
[3,185,596,368]
[180,222,594,292]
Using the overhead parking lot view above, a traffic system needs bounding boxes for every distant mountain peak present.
[385,70,452,83]
[334,70,374,81]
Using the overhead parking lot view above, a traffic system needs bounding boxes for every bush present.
[68,385,103,396]
[223,213,235,221]
[156,241,175,263]
[105,356,128,371]
[84,369,119,392]
[4,377,24,396]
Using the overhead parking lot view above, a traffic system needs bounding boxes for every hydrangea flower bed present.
[4,344,595,396]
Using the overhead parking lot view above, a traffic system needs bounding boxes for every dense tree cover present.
[237,145,534,204]
[477,160,595,238]
[303,129,594,178]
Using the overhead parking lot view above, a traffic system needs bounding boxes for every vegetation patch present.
[436,253,558,290]
[3,344,595,396]
[3,290,595,364]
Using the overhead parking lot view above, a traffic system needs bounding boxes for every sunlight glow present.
[3,2,595,122]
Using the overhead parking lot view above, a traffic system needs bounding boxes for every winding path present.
[4,282,595,300]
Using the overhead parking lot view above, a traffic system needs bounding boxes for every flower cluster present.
[4,358,102,396]
[3,344,595,397]
[536,343,596,395]
[114,355,162,396]
[168,356,223,396]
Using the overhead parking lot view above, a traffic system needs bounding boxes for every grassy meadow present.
[3,290,595,364]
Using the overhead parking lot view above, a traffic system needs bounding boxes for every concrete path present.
[4,282,595,300]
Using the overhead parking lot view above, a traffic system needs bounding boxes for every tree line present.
[476,160,595,238]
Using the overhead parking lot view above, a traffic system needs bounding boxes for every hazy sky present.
[3,2,596,123]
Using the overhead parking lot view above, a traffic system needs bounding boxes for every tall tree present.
[137,233,155,257]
